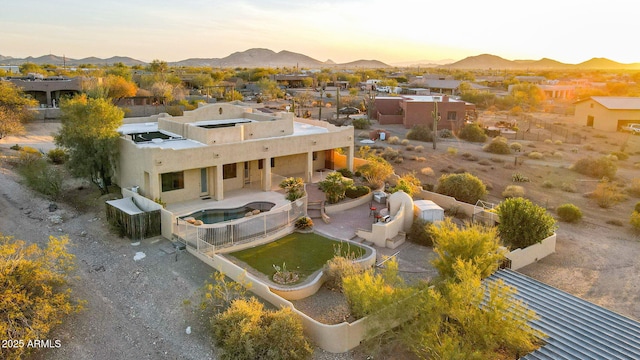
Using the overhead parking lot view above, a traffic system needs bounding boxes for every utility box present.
[373,191,387,204]
[414,200,444,223]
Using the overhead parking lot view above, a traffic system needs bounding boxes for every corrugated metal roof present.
[487,269,640,360]
[591,96,640,110]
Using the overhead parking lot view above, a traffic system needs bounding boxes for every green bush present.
[18,159,63,200]
[628,179,640,198]
[212,297,313,360]
[47,148,68,165]
[438,129,453,138]
[336,168,354,178]
[610,151,629,160]
[406,124,433,142]
[510,142,523,152]
[635,202,640,213]
[528,152,544,159]
[324,255,364,292]
[10,144,21,151]
[571,156,617,179]
[408,218,436,246]
[556,203,583,223]
[511,173,530,182]
[483,138,511,154]
[458,123,487,143]
[631,211,640,232]
[352,118,370,129]
[435,173,487,204]
[345,185,371,198]
[387,136,400,144]
[496,197,557,249]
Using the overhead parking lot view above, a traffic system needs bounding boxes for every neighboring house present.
[375,95,474,130]
[538,84,576,100]
[115,102,354,205]
[574,96,640,132]
[414,79,462,95]
[5,75,82,107]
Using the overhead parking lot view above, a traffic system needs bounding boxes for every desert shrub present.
[405,144,415,151]
[502,185,525,198]
[542,180,554,188]
[510,142,523,152]
[406,125,433,142]
[458,123,487,143]
[352,118,370,129]
[478,159,491,166]
[528,151,544,159]
[345,185,371,198]
[318,172,353,203]
[607,154,619,161]
[490,157,505,163]
[551,151,564,159]
[295,216,313,230]
[447,147,458,155]
[560,182,577,193]
[357,131,370,139]
[47,148,68,164]
[324,255,364,292]
[400,139,410,146]
[483,138,511,154]
[414,145,424,152]
[279,177,305,201]
[527,143,537,148]
[556,203,583,222]
[18,159,64,200]
[394,157,404,164]
[18,146,43,166]
[635,202,640,213]
[571,156,617,179]
[554,140,563,145]
[212,297,313,360]
[591,180,627,208]
[631,211,640,233]
[439,128,453,138]
[496,197,557,249]
[387,136,400,145]
[336,168,354,178]
[421,167,435,176]
[10,144,22,151]
[416,156,426,162]
[435,173,487,204]
[610,151,629,160]
[381,147,401,161]
[544,139,553,144]
[511,173,530,182]
[607,219,624,226]
[408,218,436,247]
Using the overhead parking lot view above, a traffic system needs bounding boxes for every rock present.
[49,203,58,212]
[48,215,63,224]
[185,326,191,335]
[80,230,88,237]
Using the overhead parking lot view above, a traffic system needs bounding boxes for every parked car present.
[338,106,361,114]
[622,123,640,134]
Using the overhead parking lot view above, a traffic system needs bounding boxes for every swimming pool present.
[182,201,276,224]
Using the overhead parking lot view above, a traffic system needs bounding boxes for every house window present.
[271,158,275,168]
[447,111,457,120]
[161,172,184,192]
[312,152,318,161]
[258,159,264,169]
[223,163,237,179]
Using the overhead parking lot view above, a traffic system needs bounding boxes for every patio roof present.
[488,269,640,360]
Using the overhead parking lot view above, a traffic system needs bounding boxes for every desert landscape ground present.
[1,111,639,359]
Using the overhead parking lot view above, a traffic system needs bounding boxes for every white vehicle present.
[622,123,640,134]
[376,86,390,93]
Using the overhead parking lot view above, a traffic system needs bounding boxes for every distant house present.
[574,96,640,131]
[375,95,474,130]
[5,76,82,107]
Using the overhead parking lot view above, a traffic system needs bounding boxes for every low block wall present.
[506,233,556,270]
[187,249,371,353]
[325,191,373,215]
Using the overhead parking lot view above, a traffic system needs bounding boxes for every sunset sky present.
[2,0,638,65]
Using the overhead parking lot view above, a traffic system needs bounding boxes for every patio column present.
[346,145,354,172]
[214,165,224,200]
[262,157,271,191]
[306,152,313,183]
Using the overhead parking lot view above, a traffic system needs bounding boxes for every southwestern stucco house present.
[374,95,474,130]
[574,96,640,132]
[115,102,355,205]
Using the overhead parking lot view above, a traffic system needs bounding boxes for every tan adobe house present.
[115,102,355,205]
[574,96,640,132]
[374,95,474,130]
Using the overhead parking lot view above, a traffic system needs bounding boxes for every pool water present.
[182,201,275,224]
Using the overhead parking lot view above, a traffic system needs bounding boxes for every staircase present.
[307,201,330,223]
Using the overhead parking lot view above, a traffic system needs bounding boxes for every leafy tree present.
[406,124,433,142]
[279,177,305,201]
[0,82,38,139]
[431,219,505,280]
[55,95,124,194]
[496,197,557,249]
[357,155,394,189]
[483,137,511,154]
[105,62,133,81]
[19,62,47,76]
[408,218,436,246]
[318,171,353,204]
[404,260,544,360]
[435,172,487,204]
[104,75,138,101]
[213,297,313,360]
[0,234,83,360]
[458,123,488,143]
[256,78,284,100]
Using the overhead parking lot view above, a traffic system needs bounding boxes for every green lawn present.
[228,232,365,283]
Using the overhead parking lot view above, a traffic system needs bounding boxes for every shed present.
[106,197,162,240]
[414,200,444,222]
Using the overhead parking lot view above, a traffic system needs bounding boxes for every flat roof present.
[192,118,255,128]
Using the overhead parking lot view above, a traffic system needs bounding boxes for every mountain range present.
[2,49,640,70]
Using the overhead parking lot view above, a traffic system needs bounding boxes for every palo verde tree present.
[1,234,83,360]
[55,95,124,194]
[496,197,557,249]
[0,81,38,139]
